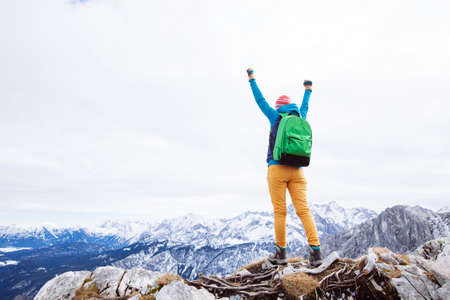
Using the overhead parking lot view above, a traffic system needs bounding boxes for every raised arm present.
[299,80,312,119]
[247,68,278,125]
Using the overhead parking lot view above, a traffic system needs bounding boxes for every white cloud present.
[0,0,449,225]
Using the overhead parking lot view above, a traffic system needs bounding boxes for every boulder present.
[86,266,126,297]
[117,267,162,296]
[437,281,450,300]
[34,271,91,300]
[156,280,228,300]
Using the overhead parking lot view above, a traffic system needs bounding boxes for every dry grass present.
[155,273,182,287]
[282,273,319,296]
[372,248,400,266]
[139,295,156,300]
[287,257,308,264]
[73,283,100,300]
[425,271,439,284]
[395,254,410,265]
[240,259,265,273]
[387,269,402,278]
[372,247,390,254]
[372,247,390,258]
[372,248,410,267]
[82,276,92,285]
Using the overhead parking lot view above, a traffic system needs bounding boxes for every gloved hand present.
[303,80,312,90]
[247,68,255,80]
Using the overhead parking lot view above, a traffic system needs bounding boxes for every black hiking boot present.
[309,245,322,267]
[267,245,287,266]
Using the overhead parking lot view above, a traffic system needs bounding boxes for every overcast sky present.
[1,0,449,226]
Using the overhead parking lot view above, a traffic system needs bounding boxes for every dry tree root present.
[186,254,402,300]
[315,258,400,299]
[188,266,283,299]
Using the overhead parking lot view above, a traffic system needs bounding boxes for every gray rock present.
[229,295,245,300]
[379,251,400,265]
[234,269,251,276]
[86,266,126,297]
[391,277,423,300]
[376,262,395,275]
[413,237,450,286]
[276,251,340,279]
[430,242,450,280]
[437,281,450,300]
[392,272,440,300]
[34,270,91,300]
[387,238,450,300]
[414,237,450,260]
[156,280,228,300]
[397,265,423,276]
[117,267,162,296]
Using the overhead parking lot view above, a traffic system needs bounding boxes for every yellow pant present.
[267,165,320,248]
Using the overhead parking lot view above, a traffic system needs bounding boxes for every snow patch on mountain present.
[0,260,19,266]
[438,206,450,213]
[310,201,377,228]
[0,247,32,252]
[92,219,155,243]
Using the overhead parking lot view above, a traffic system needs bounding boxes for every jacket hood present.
[276,103,299,114]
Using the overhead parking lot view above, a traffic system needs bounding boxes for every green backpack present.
[273,113,312,166]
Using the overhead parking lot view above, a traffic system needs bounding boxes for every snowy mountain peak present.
[94,219,154,241]
[438,206,450,213]
[294,201,377,230]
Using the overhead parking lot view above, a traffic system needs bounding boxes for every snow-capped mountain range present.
[0,220,154,248]
[0,201,377,249]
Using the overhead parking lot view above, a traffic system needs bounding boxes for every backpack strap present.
[271,112,299,133]
[279,112,299,118]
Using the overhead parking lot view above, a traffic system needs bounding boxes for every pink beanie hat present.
[275,95,291,109]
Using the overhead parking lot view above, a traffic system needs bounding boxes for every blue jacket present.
[249,78,311,166]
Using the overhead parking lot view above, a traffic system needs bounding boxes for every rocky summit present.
[35,237,450,300]
[0,201,378,299]
[3,204,449,299]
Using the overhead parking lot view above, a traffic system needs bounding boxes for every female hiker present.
[246,68,322,267]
